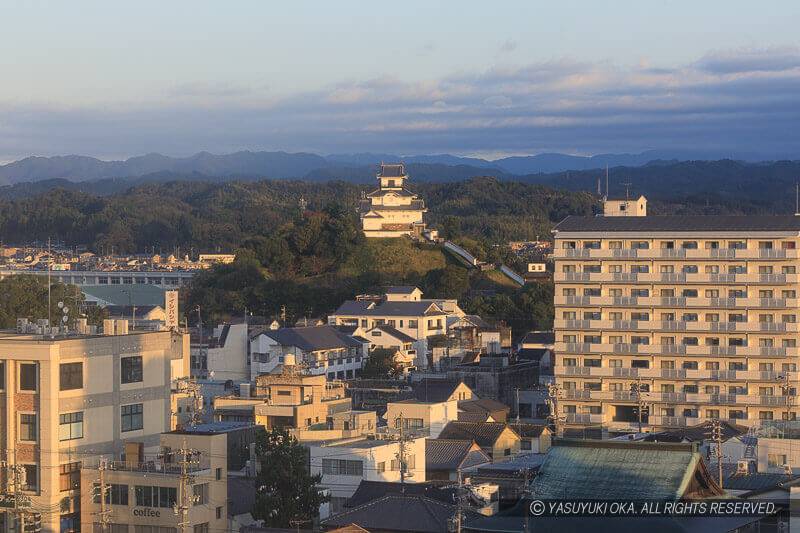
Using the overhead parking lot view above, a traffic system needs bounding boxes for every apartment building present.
[552,214,800,434]
[0,325,189,533]
[79,429,228,533]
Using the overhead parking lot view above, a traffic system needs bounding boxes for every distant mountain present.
[1,149,794,186]
[0,151,329,185]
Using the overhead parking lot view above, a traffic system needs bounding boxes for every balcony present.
[564,413,604,424]
[553,247,799,260]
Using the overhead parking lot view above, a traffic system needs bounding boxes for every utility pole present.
[546,383,563,437]
[630,378,646,433]
[175,439,200,533]
[522,467,532,533]
[94,458,111,533]
[711,419,724,489]
[394,412,410,493]
[515,388,521,426]
[778,373,794,431]
[2,451,28,533]
[450,469,466,533]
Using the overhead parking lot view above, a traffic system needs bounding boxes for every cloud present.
[499,39,518,53]
[694,46,800,74]
[2,47,800,160]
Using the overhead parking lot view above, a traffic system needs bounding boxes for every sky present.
[1,0,800,161]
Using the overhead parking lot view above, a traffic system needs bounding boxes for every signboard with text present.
[165,290,179,329]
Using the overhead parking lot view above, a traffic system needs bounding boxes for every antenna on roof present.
[621,181,633,202]
[604,165,609,201]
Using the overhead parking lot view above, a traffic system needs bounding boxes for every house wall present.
[385,400,459,438]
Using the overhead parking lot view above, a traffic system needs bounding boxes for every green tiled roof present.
[532,439,710,500]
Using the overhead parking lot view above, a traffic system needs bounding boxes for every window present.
[377,461,386,473]
[216,507,223,520]
[0,361,4,390]
[133,527,174,533]
[631,289,649,297]
[121,356,143,384]
[215,467,222,480]
[59,362,83,391]
[21,465,37,491]
[19,414,37,441]
[19,363,37,391]
[135,486,177,508]
[705,265,719,274]
[94,484,129,505]
[768,454,787,467]
[60,462,81,492]
[503,448,512,457]
[322,459,363,476]
[705,289,719,298]
[783,266,797,274]
[121,404,143,432]
[631,241,649,249]
[59,412,84,441]
[193,484,209,505]
[631,360,649,369]
[609,241,622,249]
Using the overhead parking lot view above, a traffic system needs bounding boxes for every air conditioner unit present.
[736,460,749,475]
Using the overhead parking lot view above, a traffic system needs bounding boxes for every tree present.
[361,348,404,379]
[251,428,329,528]
[0,275,86,329]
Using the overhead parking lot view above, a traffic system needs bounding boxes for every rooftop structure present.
[359,163,427,238]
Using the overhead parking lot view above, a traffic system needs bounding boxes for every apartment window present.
[608,241,622,249]
[60,362,83,391]
[661,361,675,369]
[661,337,675,345]
[609,265,622,273]
[730,289,747,298]
[631,336,650,345]
[759,314,774,323]
[783,241,797,250]
[609,383,624,391]
[682,289,698,298]
[705,241,720,249]
[584,359,601,367]
[682,265,698,274]
[783,363,797,372]
[609,289,623,297]
[760,412,775,420]
[759,338,774,347]
[562,311,576,320]
[631,241,649,249]
[768,454,788,467]
[322,459,364,476]
[583,265,600,273]
[706,337,720,346]
[562,358,577,367]
[377,462,386,473]
[584,288,601,297]
[783,266,797,274]
[661,384,675,393]
[729,265,747,274]
[408,320,418,328]
[682,313,698,322]
[631,265,649,273]
[759,387,774,396]
[19,363,37,391]
[729,314,746,323]
[584,382,601,391]
[609,312,623,320]
[135,486,177,508]
[730,386,747,395]
[661,408,675,416]
[216,507,223,520]
[631,289,649,297]
[631,312,649,321]
[705,385,720,394]
[661,241,675,249]
[729,410,746,420]
[583,311,600,320]
[216,468,222,480]
[19,414,37,441]
[705,314,719,322]
[562,241,577,249]
[705,289,719,298]
[562,288,576,296]
[121,404,143,432]
[729,362,746,371]
[782,314,796,323]
[784,339,798,348]
[193,484,209,505]
[682,241,698,249]
[728,241,746,250]
[660,265,674,273]
[631,360,649,369]
[583,241,600,249]
[704,265,719,274]
[60,462,81,492]
[193,524,208,533]
[706,410,720,419]
[682,337,698,346]
[21,465,37,491]
[121,356,143,384]
[783,290,796,298]
[59,412,84,441]
[563,335,577,343]
[728,338,746,347]
[683,385,698,393]
[94,484,129,505]
[608,359,622,368]
[706,361,720,370]
[584,335,601,344]
[758,241,774,249]
[661,289,675,297]
[759,266,774,274]
[682,361,699,370]
[608,336,623,344]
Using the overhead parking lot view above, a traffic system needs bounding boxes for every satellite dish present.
[58,301,64,309]
[63,307,69,314]
[62,316,69,323]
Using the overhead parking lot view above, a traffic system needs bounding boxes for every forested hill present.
[0,177,595,253]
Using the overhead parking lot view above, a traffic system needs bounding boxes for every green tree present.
[361,348,405,379]
[251,428,329,528]
[0,275,86,329]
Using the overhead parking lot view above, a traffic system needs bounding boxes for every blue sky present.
[1,0,799,160]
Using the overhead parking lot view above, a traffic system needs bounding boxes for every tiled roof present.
[532,439,722,500]
[345,480,457,508]
[259,325,363,352]
[438,421,512,448]
[642,420,747,443]
[520,331,555,345]
[411,379,467,403]
[333,300,445,317]
[378,163,407,178]
[373,324,417,343]
[458,398,510,415]
[555,215,800,233]
[509,423,549,438]
[323,494,456,533]
[385,285,419,294]
[105,304,161,317]
[426,439,490,471]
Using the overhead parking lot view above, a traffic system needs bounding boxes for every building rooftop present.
[345,480,458,508]
[425,439,490,471]
[520,331,555,346]
[378,163,407,178]
[385,285,419,294]
[438,421,511,448]
[554,214,800,233]
[82,284,168,306]
[333,300,446,317]
[322,494,459,533]
[641,420,747,443]
[169,421,255,435]
[259,325,363,352]
[411,379,468,403]
[373,324,418,343]
[531,438,723,500]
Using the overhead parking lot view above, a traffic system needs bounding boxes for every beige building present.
[80,429,228,533]
[359,163,427,238]
[603,195,648,217]
[0,325,189,533]
[552,214,800,434]
[384,398,459,438]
